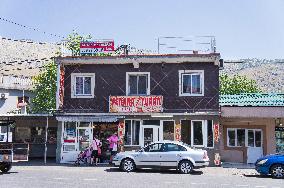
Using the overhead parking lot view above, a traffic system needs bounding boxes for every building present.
[55,53,222,164]
[219,93,284,164]
[0,37,59,162]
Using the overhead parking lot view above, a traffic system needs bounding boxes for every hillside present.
[221,58,284,93]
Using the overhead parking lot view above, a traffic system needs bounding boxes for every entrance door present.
[142,125,159,146]
[77,127,92,151]
[247,129,263,163]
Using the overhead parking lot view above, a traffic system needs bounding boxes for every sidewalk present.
[221,162,255,169]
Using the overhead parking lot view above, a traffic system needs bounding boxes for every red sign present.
[214,123,219,142]
[109,96,163,113]
[80,41,115,54]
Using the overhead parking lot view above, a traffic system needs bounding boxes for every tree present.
[66,31,92,56]
[220,74,261,95]
[31,61,57,113]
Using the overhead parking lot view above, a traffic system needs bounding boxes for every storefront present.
[0,115,57,162]
[275,118,284,153]
[56,114,219,164]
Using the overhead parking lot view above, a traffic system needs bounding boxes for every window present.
[126,72,150,95]
[179,70,204,96]
[71,73,95,98]
[192,121,203,146]
[227,129,260,147]
[190,120,214,148]
[163,143,187,152]
[144,143,163,152]
[227,129,245,147]
[162,121,175,141]
[124,120,140,145]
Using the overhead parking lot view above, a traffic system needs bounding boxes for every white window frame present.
[246,129,263,148]
[126,72,150,96]
[71,73,95,98]
[227,128,245,147]
[178,70,204,96]
[124,119,141,146]
[190,120,214,148]
[227,128,262,148]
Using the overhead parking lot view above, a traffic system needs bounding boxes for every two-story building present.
[55,54,222,164]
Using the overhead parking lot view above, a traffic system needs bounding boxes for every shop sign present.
[214,123,219,142]
[175,123,181,141]
[109,96,163,113]
[80,40,115,55]
[276,127,284,131]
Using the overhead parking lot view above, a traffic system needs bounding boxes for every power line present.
[0,17,65,39]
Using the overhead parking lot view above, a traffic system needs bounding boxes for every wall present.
[62,62,219,113]
[0,88,33,114]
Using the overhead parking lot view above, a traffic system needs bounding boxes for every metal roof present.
[220,93,284,107]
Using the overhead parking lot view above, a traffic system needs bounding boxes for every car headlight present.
[257,159,268,165]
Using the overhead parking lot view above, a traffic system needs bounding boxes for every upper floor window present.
[126,72,150,95]
[179,70,204,96]
[71,73,95,98]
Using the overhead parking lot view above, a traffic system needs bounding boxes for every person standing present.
[107,132,118,163]
[91,135,101,166]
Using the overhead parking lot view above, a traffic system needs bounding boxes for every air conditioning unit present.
[0,93,9,99]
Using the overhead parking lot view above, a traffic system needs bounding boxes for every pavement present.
[0,162,283,188]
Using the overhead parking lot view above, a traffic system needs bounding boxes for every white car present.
[112,141,209,174]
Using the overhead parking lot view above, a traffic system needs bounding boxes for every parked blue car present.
[255,153,284,178]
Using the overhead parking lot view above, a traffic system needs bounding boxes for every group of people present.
[77,132,119,166]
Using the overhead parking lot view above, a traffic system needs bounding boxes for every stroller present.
[74,147,92,166]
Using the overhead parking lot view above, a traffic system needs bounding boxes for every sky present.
[0,0,284,59]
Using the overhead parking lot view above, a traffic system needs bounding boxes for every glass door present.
[77,127,92,151]
[142,126,159,146]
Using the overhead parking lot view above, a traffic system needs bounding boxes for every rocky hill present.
[221,58,284,93]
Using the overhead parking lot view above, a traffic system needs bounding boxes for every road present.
[0,164,283,188]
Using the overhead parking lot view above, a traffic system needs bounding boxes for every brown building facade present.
[55,54,222,164]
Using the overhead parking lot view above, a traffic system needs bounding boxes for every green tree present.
[220,74,261,95]
[66,31,92,56]
[31,61,57,113]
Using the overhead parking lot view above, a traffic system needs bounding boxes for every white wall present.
[0,88,34,114]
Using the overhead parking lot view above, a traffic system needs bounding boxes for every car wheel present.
[1,164,12,173]
[271,164,284,179]
[178,160,193,174]
[121,158,136,172]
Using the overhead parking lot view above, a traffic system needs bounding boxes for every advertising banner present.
[109,96,163,113]
[80,40,115,55]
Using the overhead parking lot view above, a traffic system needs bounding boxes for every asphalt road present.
[0,165,283,188]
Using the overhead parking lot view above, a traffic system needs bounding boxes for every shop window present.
[237,129,245,146]
[227,128,245,147]
[192,121,203,146]
[163,121,174,141]
[247,129,262,147]
[181,120,191,145]
[126,72,150,95]
[71,73,95,98]
[179,70,204,96]
[207,120,214,147]
[124,120,140,146]
[63,122,76,144]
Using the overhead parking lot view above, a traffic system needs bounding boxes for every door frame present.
[141,125,160,146]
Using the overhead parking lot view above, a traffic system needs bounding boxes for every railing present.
[0,75,34,90]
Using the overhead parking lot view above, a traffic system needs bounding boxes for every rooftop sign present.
[80,40,115,55]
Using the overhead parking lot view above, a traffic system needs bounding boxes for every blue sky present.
[0,0,284,59]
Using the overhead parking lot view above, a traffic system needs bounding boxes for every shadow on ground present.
[105,167,203,175]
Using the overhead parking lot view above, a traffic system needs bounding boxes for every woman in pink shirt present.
[107,132,118,162]
[91,135,102,166]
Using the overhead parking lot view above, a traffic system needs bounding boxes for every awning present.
[56,115,124,122]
